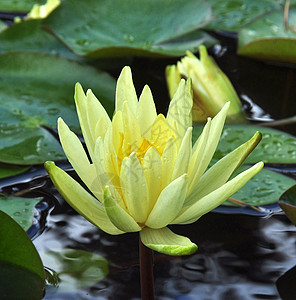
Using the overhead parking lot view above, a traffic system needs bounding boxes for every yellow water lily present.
[166,45,246,123]
[45,66,263,256]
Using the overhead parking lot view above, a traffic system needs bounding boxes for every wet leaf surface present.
[193,124,296,164]
[0,195,41,230]
[43,0,213,57]
[238,7,296,63]
[0,210,45,299]
[40,248,108,292]
[0,19,80,59]
[205,0,280,32]
[0,52,115,164]
[0,0,44,12]
[0,163,29,178]
[226,167,296,206]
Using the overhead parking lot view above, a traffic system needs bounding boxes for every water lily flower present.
[45,66,263,256]
[166,45,246,123]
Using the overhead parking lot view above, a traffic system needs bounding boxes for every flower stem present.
[139,237,155,300]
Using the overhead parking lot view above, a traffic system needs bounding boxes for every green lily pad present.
[0,163,29,178]
[0,0,44,12]
[43,0,213,57]
[205,0,280,32]
[225,166,296,206]
[0,52,115,165]
[238,7,296,63]
[40,248,108,292]
[192,125,296,164]
[278,184,296,225]
[0,19,80,60]
[0,20,7,32]
[0,196,41,230]
[0,210,45,299]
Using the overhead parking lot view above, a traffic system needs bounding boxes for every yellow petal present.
[122,101,142,153]
[86,89,111,141]
[150,114,171,154]
[188,102,229,191]
[142,146,162,212]
[171,127,192,181]
[120,153,149,223]
[145,174,188,229]
[58,118,99,199]
[74,83,94,158]
[115,66,138,115]
[104,186,141,232]
[161,137,178,188]
[140,227,197,256]
[137,85,157,138]
[93,137,124,208]
[45,161,123,235]
[173,162,264,224]
[166,79,193,147]
[186,132,262,206]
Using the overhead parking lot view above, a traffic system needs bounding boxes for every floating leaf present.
[0,20,7,32]
[0,210,45,299]
[40,248,108,292]
[0,0,44,11]
[0,52,115,165]
[0,196,41,230]
[238,7,296,63]
[192,125,296,164]
[278,184,296,225]
[0,163,29,178]
[226,167,296,206]
[205,0,280,32]
[43,0,213,57]
[0,19,80,60]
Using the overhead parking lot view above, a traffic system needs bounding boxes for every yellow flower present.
[45,66,263,256]
[166,45,246,123]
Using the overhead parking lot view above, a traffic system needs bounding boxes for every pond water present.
[2,30,296,299]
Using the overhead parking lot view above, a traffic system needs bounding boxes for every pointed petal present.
[104,186,141,232]
[122,102,142,152]
[120,153,149,223]
[140,227,197,256]
[188,102,229,191]
[145,174,188,229]
[171,127,192,181]
[93,137,124,208]
[138,85,157,138]
[58,118,99,198]
[150,114,171,154]
[115,66,138,114]
[173,162,264,224]
[186,132,262,206]
[74,83,94,158]
[86,89,111,141]
[166,79,193,147]
[161,137,178,188]
[44,161,123,235]
[142,146,163,212]
[165,64,182,99]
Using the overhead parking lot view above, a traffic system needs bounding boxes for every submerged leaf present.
[0,196,41,231]
[40,248,108,292]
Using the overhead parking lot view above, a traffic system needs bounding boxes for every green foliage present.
[238,7,296,63]
[0,210,45,299]
[43,0,215,57]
